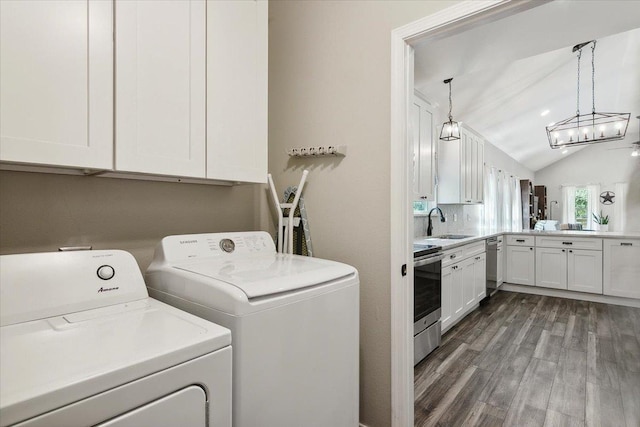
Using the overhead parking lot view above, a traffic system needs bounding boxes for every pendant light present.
[546,40,630,149]
[439,78,460,141]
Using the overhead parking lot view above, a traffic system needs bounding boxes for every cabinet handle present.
[562,242,573,245]
[475,256,481,260]
[420,196,428,200]
[562,249,565,252]
[569,250,573,253]
[621,243,633,246]
[530,247,533,251]
[450,254,456,259]
[516,239,525,243]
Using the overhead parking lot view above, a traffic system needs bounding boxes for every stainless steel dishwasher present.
[486,236,503,296]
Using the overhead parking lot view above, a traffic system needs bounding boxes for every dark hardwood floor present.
[414,291,640,427]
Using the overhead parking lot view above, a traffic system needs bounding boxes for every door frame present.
[389,1,548,425]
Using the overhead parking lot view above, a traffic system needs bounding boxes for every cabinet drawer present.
[463,241,485,259]
[535,236,602,250]
[506,235,535,246]
[442,248,463,267]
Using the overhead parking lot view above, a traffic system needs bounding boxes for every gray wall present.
[266,1,457,425]
[0,170,259,270]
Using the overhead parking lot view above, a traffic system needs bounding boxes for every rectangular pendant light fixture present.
[546,40,630,149]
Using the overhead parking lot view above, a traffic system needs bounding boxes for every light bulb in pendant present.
[599,125,606,138]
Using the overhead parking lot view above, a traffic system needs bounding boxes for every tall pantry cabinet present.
[0,0,268,184]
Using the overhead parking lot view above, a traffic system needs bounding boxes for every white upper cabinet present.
[115,0,206,178]
[438,124,484,204]
[0,0,113,170]
[206,0,268,183]
[411,94,436,201]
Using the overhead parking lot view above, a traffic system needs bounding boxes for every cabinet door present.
[115,0,206,177]
[568,249,602,294]
[475,138,484,203]
[412,95,435,201]
[506,246,535,286]
[461,131,473,203]
[451,264,464,321]
[462,257,476,312]
[475,253,487,300]
[603,239,640,298]
[441,265,453,331]
[496,244,504,285]
[1,0,112,170]
[207,0,268,183]
[535,247,567,289]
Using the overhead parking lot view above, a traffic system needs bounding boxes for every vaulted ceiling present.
[413,0,640,172]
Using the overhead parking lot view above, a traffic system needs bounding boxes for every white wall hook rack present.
[267,170,309,254]
[286,145,347,157]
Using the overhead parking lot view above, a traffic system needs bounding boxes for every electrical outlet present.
[453,214,458,221]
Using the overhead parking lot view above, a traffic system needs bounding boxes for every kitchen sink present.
[433,234,474,240]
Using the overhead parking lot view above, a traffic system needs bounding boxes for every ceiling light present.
[546,40,630,149]
[632,149,639,157]
[541,110,550,116]
[439,78,460,141]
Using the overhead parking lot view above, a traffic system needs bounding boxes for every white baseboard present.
[501,283,640,308]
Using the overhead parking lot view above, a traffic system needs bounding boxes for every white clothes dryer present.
[0,250,231,427]
[145,231,359,427]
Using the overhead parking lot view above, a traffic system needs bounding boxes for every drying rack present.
[267,170,309,254]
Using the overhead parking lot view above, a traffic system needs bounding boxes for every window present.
[562,184,600,229]
[574,187,588,227]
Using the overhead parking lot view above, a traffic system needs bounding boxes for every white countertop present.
[414,229,640,251]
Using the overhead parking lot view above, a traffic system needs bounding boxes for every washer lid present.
[0,298,231,426]
[175,253,356,298]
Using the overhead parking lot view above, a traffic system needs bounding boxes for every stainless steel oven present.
[413,244,443,366]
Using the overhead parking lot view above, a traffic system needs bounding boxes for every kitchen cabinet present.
[506,235,535,286]
[473,252,487,301]
[441,241,485,332]
[603,238,640,299]
[441,263,463,332]
[206,0,268,183]
[535,236,602,294]
[0,0,113,170]
[535,247,567,289]
[1,0,268,184]
[411,94,436,202]
[115,0,206,178]
[438,124,484,204]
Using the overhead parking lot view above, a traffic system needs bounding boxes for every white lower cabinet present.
[506,245,535,286]
[441,264,463,332]
[603,239,640,299]
[474,253,487,301]
[441,242,486,333]
[535,247,567,289]
[534,237,602,294]
[567,249,603,294]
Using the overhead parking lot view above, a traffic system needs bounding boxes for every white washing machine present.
[0,250,231,427]
[145,231,359,427]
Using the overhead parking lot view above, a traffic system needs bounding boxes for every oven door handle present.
[414,254,444,267]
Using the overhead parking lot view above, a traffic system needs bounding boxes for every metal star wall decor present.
[600,191,615,205]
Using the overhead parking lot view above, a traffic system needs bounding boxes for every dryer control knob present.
[97,265,115,280]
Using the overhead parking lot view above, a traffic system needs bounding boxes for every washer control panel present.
[160,232,277,262]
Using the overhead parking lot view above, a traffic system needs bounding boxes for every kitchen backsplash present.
[414,204,483,238]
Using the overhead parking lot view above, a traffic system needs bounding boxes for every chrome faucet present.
[426,207,446,236]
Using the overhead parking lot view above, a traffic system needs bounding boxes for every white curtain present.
[501,172,512,231]
[614,182,629,231]
[562,186,576,224]
[586,184,601,230]
[512,176,523,231]
[483,166,498,231]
